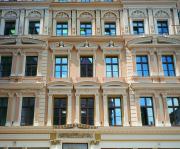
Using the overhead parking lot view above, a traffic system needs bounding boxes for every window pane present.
[4,21,16,35]
[0,97,8,126]
[25,56,38,76]
[29,21,40,35]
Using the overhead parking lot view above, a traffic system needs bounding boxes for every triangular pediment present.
[0,37,46,45]
[127,36,180,46]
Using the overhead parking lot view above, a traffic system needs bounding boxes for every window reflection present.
[136,55,149,77]
[108,97,122,126]
[166,97,180,126]
[29,21,40,35]
[55,56,68,78]
[162,55,175,77]
[140,97,155,126]
[105,57,119,78]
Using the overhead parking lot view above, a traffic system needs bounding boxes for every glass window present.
[81,97,94,125]
[20,97,35,126]
[63,144,88,149]
[140,97,155,126]
[4,20,16,35]
[58,0,68,2]
[56,22,68,36]
[108,97,122,126]
[29,21,40,35]
[0,97,8,126]
[80,56,93,77]
[136,55,149,77]
[162,55,175,76]
[80,23,92,36]
[0,56,12,77]
[55,56,68,78]
[166,97,180,126]
[81,0,90,2]
[53,98,67,125]
[133,21,144,35]
[157,20,169,35]
[105,57,119,78]
[104,22,116,36]
[25,56,38,76]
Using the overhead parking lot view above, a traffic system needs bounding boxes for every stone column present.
[175,52,180,77]
[13,93,22,126]
[154,93,164,127]
[147,8,155,34]
[47,94,53,126]
[34,94,40,126]
[95,10,101,36]
[0,16,5,35]
[135,94,141,126]
[37,52,42,76]
[120,9,123,35]
[123,8,129,35]
[161,93,171,127]
[173,8,179,34]
[11,51,18,76]
[156,51,163,76]
[67,94,72,124]
[74,94,80,124]
[149,50,157,76]
[103,94,109,126]
[44,9,49,35]
[72,10,77,36]
[95,94,100,126]
[19,9,25,35]
[132,49,137,76]
[6,93,14,126]
[129,87,138,126]
[116,13,120,36]
[123,94,129,126]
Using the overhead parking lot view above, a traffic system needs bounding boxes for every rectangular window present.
[4,20,16,35]
[162,55,175,76]
[104,22,116,36]
[20,97,35,126]
[140,97,155,126]
[105,57,119,78]
[53,98,67,125]
[58,0,68,2]
[80,56,93,77]
[63,144,88,149]
[133,21,144,35]
[55,56,68,78]
[157,20,169,35]
[81,97,94,125]
[80,23,92,36]
[29,21,40,35]
[56,22,68,36]
[108,97,122,126]
[81,0,90,2]
[25,56,38,76]
[0,56,12,77]
[166,97,180,126]
[0,97,8,126]
[136,55,149,77]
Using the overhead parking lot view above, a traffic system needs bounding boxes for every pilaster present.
[74,94,80,124]
[67,94,72,124]
[123,94,129,126]
[95,94,100,126]
[13,93,22,126]
[47,94,53,126]
[103,94,109,126]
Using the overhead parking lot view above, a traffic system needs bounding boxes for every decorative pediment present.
[76,41,98,50]
[4,11,17,18]
[79,12,93,20]
[102,81,128,89]
[50,41,73,50]
[56,12,69,20]
[103,12,117,19]
[48,80,73,89]
[0,37,46,45]
[127,36,180,47]
[130,10,146,18]
[28,10,42,18]
[75,80,100,89]
[101,40,123,49]
[154,10,169,18]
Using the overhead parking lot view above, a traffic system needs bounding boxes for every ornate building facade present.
[0,0,180,149]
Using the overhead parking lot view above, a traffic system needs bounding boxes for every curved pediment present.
[102,80,128,88]
[50,41,73,50]
[127,36,180,47]
[74,80,100,89]
[48,80,73,89]
[76,41,98,49]
[0,37,46,45]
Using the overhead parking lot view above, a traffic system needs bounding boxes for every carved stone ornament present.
[103,12,117,19]
[80,12,93,19]
[56,12,69,20]
[28,10,41,18]
[131,10,145,18]
[154,10,169,18]
[4,11,17,18]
